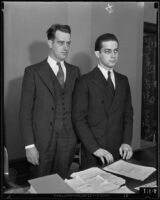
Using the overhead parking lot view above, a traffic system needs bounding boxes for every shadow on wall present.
[28,41,49,65]
[5,77,25,159]
[71,52,92,75]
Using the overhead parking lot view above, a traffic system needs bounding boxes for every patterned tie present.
[57,62,64,88]
[108,71,115,98]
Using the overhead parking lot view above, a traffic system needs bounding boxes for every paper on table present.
[70,167,125,185]
[103,160,156,181]
[68,167,125,193]
[65,175,120,193]
[71,167,104,179]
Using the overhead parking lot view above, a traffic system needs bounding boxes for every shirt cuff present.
[25,144,35,149]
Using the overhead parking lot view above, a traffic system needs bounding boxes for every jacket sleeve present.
[72,77,100,154]
[123,77,133,144]
[19,67,36,146]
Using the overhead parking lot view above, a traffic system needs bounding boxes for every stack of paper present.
[103,160,156,181]
[28,174,75,193]
[65,167,125,193]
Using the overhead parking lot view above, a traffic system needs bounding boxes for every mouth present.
[110,60,116,63]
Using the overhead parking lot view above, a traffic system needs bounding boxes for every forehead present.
[101,40,118,49]
[55,30,71,41]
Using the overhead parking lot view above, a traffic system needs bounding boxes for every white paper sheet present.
[65,175,120,193]
[67,167,126,193]
[103,160,156,181]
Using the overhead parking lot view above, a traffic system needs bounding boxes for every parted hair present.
[46,24,71,40]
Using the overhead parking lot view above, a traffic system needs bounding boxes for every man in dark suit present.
[20,24,80,179]
[72,33,133,170]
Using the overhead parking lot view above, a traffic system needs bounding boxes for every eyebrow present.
[103,48,119,50]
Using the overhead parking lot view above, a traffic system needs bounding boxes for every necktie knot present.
[57,62,64,88]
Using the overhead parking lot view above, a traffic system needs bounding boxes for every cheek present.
[102,56,110,63]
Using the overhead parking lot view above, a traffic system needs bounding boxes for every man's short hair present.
[46,24,71,40]
[95,33,119,51]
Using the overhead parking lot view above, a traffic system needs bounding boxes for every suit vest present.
[49,67,73,135]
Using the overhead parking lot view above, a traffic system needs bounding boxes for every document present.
[103,160,156,181]
[28,173,75,193]
[65,175,120,193]
[66,167,125,193]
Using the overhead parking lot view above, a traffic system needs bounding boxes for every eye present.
[57,41,64,46]
[104,50,111,54]
[114,49,118,54]
[66,41,71,46]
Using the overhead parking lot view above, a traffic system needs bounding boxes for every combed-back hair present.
[46,24,71,40]
[95,33,119,51]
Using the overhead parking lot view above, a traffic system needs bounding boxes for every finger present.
[122,149,127,160]
[125,150,130,160]
[119,147,122,157]
[34,154,39,165]
[110,154,114,163]
[28,156,35,165]
[104,155,110,164]
[127,150,133,160]
[100,156,105,165]
[106,154,113,164]
[104,154,112,164]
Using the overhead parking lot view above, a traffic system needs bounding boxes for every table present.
[3,145,157,195]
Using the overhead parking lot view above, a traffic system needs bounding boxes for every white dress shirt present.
[47,56,66,81]
[97,64,116,88]
[25,56,67,150]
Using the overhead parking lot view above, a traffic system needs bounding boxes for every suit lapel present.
[35,59,56,97]
[90,67,108,93]
[108,71,123,114]
[64,62,73,91]
[90,67,123,114]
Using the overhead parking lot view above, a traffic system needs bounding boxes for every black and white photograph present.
[1,1,159,199]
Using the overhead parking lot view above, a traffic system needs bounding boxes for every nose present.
[63,43,69,51]
[111,51,116,58]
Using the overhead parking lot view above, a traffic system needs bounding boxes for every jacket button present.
[101,100,104,104]
[50,122,52,125]
[51,107,54,110]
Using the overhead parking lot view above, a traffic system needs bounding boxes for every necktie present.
[57,62,64,88]
[107,71,115,98]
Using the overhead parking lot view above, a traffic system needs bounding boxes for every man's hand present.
[26,146,39,165]
[119,144,133,160]
[93,148,114,165]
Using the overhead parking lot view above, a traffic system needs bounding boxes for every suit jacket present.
[72,67,133,159]
[19,59,80,153]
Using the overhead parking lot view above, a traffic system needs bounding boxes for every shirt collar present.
[98,64,114,74]
[47,56,64,67]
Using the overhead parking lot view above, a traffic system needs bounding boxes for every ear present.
[95,51,100,58]
[48,40,53,48]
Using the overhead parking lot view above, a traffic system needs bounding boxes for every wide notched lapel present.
[90,67,124,114]
[64,62,74,92]
[90,67,109,96]
[108,71,123,114]
[34,59,56,97]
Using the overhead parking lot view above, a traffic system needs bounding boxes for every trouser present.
[30,119,77,179]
